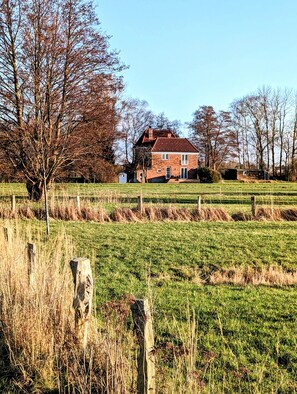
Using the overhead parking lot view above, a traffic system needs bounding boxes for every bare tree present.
[231,87,295,177]
[0,0,123,200]
[118,98,154,166]
[152,112,181,133]
[189,105,237,170]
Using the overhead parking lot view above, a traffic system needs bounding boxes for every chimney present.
[148,127,153,139]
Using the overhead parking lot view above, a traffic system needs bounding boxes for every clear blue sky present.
[96,0,297,126]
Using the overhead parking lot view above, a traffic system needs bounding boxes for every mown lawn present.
[11,219,295,392]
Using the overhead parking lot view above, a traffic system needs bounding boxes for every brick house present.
[133,128,199,183]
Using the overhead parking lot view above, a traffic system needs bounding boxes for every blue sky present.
[96,0,297,127]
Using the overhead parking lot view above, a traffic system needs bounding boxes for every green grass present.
[2,180,297,197]
[55,221,297,283]
[7,219,294,392]
[155,284,297,393]
[1,181,297,215]
[1,180,297,392]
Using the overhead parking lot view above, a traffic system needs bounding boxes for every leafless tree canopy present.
[189,106,238,171]
[0,0,123,199]
[231,87,297,179]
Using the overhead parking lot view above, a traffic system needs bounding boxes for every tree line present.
[119,87,297,181]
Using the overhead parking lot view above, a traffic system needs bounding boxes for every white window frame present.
[162,153,169,160]
[181,154,188,165]
[166,167,171,179]
[180,167,188,179]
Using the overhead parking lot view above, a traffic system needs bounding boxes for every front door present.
[166,167,171,179]
[180,167,188,179]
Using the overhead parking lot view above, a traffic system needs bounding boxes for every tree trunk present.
[26,179,44,201]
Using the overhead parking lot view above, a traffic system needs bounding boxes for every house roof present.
[151,137,198,153]
[134,128,178,147]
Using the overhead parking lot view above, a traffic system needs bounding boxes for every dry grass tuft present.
[49,201,110,222]
[18,205,36,220]
[210,266,297,286]
[143,206,232,222]
[1,200,297,223]
[255,207,297,221]
[232,211,253,221]
[143,206,164,221]
[0,225,135,392]
[255,207,283,221]
[0,207,16,219]
[281,208,297,221]
[192,207,233,221]
[110,207,142,222]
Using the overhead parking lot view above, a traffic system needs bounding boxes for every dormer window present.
[162,153,169,160]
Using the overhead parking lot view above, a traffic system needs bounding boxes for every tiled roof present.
[134,128,178,146]
[151,138,198,153]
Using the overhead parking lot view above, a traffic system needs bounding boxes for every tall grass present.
[209,265,297,286]
[1,199,297,222]
[155,309,203,393]
[0,225,136,393]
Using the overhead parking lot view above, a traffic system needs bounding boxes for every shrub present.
[198,167,222,183]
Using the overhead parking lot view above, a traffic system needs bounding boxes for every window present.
[162,153,169,160]
[181,154,188,165]
[166,167,171,179]
[157,169,162,174]
[180,168,188,179]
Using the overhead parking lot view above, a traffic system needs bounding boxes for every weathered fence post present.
[3,227,12,245]
[10,195,16,213]
[131,298,156,394]
[137,195,143,214]
[70,258,93,350]
[197,195,201,212]
[251,195,256,217]
[76,195,81,211]
[27,243,36,286]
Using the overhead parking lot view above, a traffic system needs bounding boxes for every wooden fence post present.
[3,227,12,245]
[131,298,156,394]
[137,195,143,214]
[251,195,256,217]
[70,258,93,350]
[10,195,16,213]
[197,195,201,212]
[76,195,81,211]
[27,243,36,286]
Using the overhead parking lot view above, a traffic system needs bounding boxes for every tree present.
[189,106,237,170]
[65,74,121,182]
[231,87,294,177]
[0,0,123,200]
[152,112,181,133]
[117,98,154,166]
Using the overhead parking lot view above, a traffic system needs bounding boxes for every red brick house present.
[133,128,199,183]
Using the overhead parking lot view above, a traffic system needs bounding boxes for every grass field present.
[0,181,297,392]
[1,181,297,214]
[1,219,294,392]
